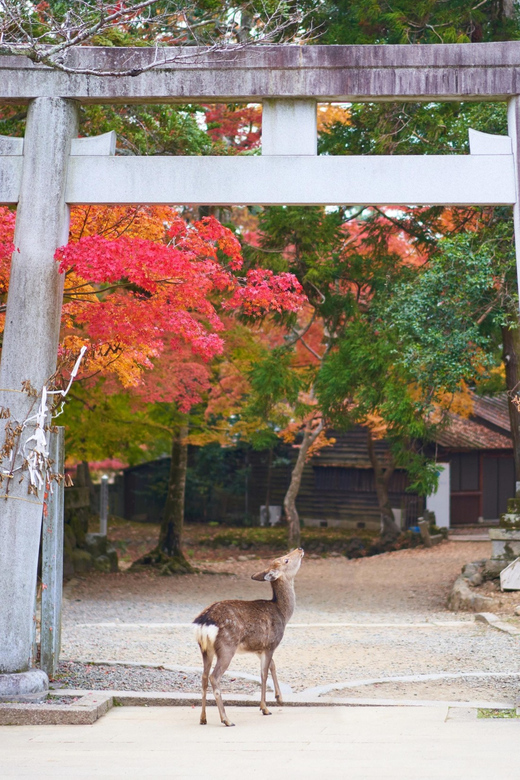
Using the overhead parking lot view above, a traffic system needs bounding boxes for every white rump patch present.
[194,623,219,653]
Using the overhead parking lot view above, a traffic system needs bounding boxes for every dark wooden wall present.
[249,428,424,529]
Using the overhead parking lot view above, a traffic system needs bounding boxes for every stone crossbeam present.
[0,153,513,207]
[54,153,520,206]
[3,42,520,103]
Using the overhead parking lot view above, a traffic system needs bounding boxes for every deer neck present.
[271,578,296,623]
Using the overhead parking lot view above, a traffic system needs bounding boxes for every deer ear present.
[251,569,268,581]
[251,568,281,582]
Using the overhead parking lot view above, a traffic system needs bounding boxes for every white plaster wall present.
[426,463,451,529]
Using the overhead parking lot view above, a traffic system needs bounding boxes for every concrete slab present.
[0,705,519,779]
[0,692,112,726]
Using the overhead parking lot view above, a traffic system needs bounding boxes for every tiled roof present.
[436,392,513,451]
[470,392,511,432]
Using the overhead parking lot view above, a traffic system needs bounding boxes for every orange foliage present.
[69,205,174,243]
[317,103,351,132]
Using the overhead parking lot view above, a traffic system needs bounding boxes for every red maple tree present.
[0,205,305,404]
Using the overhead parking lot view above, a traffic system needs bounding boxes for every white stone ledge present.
[2,153,515,208]
[63,154,515,207]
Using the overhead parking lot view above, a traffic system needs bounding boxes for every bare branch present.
[0,1,310,76]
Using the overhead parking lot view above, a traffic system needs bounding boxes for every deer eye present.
[284,558,289,564]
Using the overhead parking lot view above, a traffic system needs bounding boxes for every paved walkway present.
[1,705,519,779]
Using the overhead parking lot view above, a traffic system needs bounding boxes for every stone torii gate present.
[2,42,520,697]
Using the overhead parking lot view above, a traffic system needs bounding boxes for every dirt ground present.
[60,538,520,704]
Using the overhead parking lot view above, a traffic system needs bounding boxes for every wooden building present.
[435,394,514,526]
[248,394,515,530]
[120,394,515,530]
[248,431,422,532]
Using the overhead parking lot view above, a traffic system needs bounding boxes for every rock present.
[69,514,86,549]
[63,549,75,580]
[461,561,485,587]
[106,547,119,573]
[466,572,484,587]
[63,523,76,551]
[514,605,520,616]
[70,549,93,575]
[93,555,111,573]
[448,575,495,612]
[483,558,509,580]
[84,533,108,558]
[462,562,482,578]
[64,486,90,511]
[237,556,248,562]
[345,538,366,558]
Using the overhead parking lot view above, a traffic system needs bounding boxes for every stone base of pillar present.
[0,669,49,701]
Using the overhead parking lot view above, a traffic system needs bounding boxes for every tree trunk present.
[158,421,189,557]
[366,429,401,542]
[502,324,520,488]
[284,421,323,549]
[133,420,194,574]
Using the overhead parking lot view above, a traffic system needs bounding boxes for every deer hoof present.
[222,720,235,727]
[200,717,207,725]
[261,707,272,716]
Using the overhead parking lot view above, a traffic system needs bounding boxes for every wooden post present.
[40,427,65,678]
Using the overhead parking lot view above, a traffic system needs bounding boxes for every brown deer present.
[193,547,304,726]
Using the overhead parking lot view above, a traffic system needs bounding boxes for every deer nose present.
[298,548,304,555]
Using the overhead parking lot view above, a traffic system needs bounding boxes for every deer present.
[193,547,304,727]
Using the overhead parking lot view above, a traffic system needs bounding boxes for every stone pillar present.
[262,100,317,156]
[507,98,520,496]
[0,98,78,696]
[508,98,520,318]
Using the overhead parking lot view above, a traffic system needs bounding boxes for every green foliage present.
[250,206,346,304]
[60,382,177,464]
[478,709,519,719]
[307,0,520,44]
[187,441,250,504]
[316,317,440,495]
[316,218,518,495]
[248,347,305,417]
[81,104,214,157]
[319,102,508,157]
[379,228,515,393]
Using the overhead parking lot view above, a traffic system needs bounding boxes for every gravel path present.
[51,661,261,695]
[60,541,520,703]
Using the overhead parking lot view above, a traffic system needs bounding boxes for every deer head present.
[251,547,304,582]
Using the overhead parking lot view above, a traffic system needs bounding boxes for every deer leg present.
[269,657,283,705]
[200,649,213,725]
[210,646,236,727]
[260,651,274,715]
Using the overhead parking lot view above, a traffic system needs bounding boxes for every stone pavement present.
[1,705,519,779]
